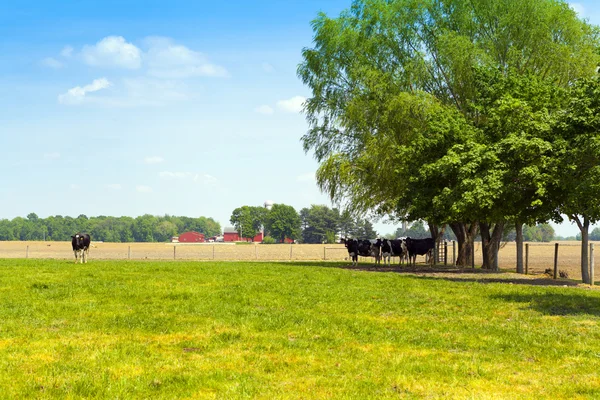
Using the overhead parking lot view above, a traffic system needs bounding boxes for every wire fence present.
[0,240,595,281]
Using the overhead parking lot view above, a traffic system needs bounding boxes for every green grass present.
[0,259,599,399]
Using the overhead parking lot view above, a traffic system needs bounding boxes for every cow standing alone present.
[71,233,91,263]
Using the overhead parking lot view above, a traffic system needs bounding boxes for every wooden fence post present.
[174,245,176,260]
[128,246,131,260]
[590,243,595,286]
[26,245,29,259]
[255,244,258,260]
[471,242,475,269]
[553,243,559,279]
[290,244,293,260]
[525,243,529,275]
[444,242,448,265]
[323,246,326,261]
[213,245,215,260]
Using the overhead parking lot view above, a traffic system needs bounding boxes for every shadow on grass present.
[268,261,590,288]
[489,292,600,316]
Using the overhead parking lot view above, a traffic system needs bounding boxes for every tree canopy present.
[299,0,600,270]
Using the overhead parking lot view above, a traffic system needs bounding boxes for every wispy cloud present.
[58,78,112,105]
[276,96,306,113]
[61,46,74,58]
[262,62,275,73]
[144,156,164,164]
[145,36,228,79]
[81,36,142,69]
[41,57,64,69]
[136,185,152,193]
[254,105,274,115]
[569,2,585,16]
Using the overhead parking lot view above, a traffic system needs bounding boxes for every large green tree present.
[229,206,267,241]
[300,205,340,243]
[554,78,600,283]
[264,204,301,243]
[298,0,599,269]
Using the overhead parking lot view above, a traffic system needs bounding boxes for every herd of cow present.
[70,232,435,266]
[342,237,435,267]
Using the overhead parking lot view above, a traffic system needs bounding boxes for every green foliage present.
[1,259,600,398]
[523,224,555,242]
[395,221,430,239]
[300,205,340,243]
[262,236,276,244]
[0,214,221,242]
[264,204,301,242]
[230,206,267,241]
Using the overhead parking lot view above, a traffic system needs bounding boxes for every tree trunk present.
[480,221,505,271]
[572,215,591,284]
[515,221,524,274]
[427,222,442,265]
[449,222,477,267]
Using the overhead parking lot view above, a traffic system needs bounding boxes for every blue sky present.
[0,1,597,237]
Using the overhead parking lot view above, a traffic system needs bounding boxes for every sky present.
[0,1,597,237]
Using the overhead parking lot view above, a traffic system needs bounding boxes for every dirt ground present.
[0,240,597,282]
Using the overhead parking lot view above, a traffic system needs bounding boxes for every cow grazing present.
[380,239,407,266]
[71,233,91,264]
[405,237,435,266]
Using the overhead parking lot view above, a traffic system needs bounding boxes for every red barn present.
[178,231,205,243]
[223,227,263,242]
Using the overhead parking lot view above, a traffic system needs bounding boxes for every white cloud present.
[61,46,74,58]
[276,96,306,113]
[41,57,64,69]
[58,78,112,105]
[569,3,585,16]
[144,156,164,164]
[106,184,122,190]
[145,36,228,78]
[81,36,142,69]
[70,184,80,190]
[136,185,152,193]
[43,152,61,160]
[195,174,218,185]
[254,105,274,115]
[262,62,275,73]
[297,172,315,182]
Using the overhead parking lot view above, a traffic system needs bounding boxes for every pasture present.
[0,240,598,281]
[0,259,599,399]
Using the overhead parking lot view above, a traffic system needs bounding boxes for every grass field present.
[0,240,597,281]
[0,259,599,399]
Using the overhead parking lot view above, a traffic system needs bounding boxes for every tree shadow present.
[489,292,600,316]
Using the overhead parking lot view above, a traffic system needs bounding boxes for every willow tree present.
[299,0,599,269]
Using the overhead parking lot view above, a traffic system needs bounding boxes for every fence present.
[0,240,596,281]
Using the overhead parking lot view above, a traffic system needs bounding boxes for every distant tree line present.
[230,204,379,244]
[0,213,221,242]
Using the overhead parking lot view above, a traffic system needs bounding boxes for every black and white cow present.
[343,238,359,266]
[343,238,381,265]
[71,233,91,264]
[358,239,381,264]
[405,237,435,266]
[380,239,407,266]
